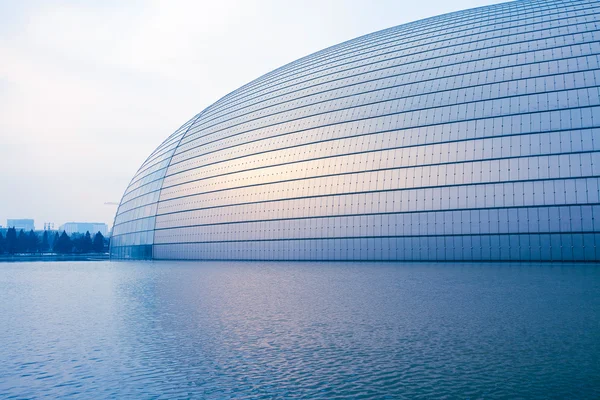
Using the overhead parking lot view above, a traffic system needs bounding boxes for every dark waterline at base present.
[0,261,598,399]
[0,254,109,262]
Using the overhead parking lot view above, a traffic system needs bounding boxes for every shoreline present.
[0,253,109,262]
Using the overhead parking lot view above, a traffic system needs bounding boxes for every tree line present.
[0,229,108,255]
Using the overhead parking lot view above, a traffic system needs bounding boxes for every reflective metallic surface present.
[112,0,600,260]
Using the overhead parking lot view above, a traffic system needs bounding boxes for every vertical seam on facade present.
[150,110,209,259]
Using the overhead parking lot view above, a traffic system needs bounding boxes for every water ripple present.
[0,261,599,398]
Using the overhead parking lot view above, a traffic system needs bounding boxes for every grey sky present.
[0,0,502,230]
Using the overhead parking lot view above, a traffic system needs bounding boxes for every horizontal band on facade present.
[123,131,600,206]
[181,17,600,144]
[201,6,599,125]
[214,0,571,106]
[170,78,600,175]
[150,231,600,246]
[111,202,600,235]
[143,175,600,218]
[132,56,600,185]
[155,156,600,208]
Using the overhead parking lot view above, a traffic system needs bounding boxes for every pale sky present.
[0,0,503,230]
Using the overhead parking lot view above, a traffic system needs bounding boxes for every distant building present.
[7,219,35,231]
[59,222,108,236]
[43,222,55,231]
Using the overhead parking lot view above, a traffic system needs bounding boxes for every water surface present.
[0,261,598,398]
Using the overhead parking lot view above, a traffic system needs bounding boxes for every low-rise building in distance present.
[6,219,35,231]
[59,222,108,236]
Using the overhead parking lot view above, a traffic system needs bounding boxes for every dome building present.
[111,0,600,261]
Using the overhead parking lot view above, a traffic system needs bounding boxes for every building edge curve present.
[111,0,600,261]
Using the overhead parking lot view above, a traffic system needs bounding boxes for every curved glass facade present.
[111,0,600,261]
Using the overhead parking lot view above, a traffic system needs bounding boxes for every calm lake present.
[0,261,598,399]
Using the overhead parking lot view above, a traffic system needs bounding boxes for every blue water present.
[0,261,598,399]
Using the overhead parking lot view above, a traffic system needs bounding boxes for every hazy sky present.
[0,0,502,230]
